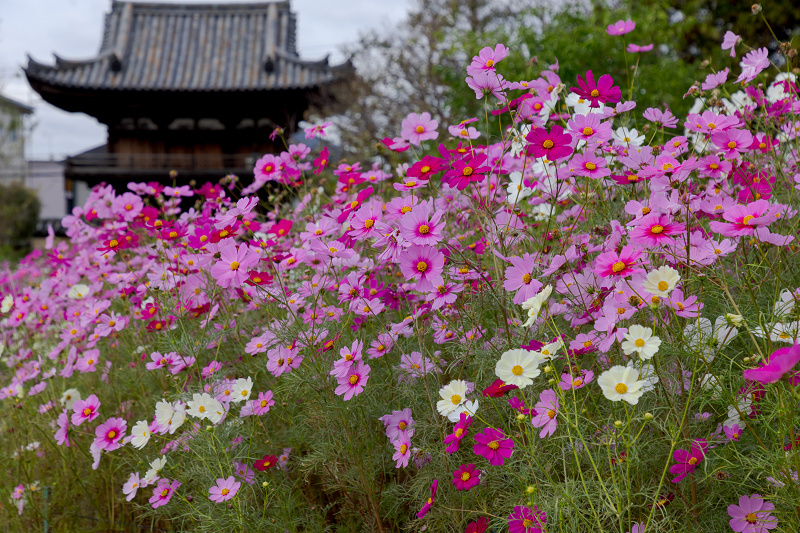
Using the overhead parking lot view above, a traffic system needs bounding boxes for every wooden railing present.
[65,152,261,171]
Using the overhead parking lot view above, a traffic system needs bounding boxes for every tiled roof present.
[24,1,349,92]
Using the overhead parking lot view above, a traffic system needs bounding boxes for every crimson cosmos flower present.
[571,70,621,108]
[525,125,573,160]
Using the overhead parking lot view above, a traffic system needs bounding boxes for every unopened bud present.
[644,412,653,420]
[543,365,552,373]
[751,4,762,14]
[526,485,536,494]
[614,420,623,428]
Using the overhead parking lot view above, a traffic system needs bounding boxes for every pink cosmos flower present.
[727,494,778,532]
[379,408,415,441]
[568,113,613,143]
[503,254,543,305]
[531,389,559,438]
[399,200,446,245]
[724,424,743,442]
[215,197,258,229]
[571,70,621,108]
[210,240,259,288]
[709,199,771,237]
[508,505,546,533]
[334,361,370,401]
[525,125,573,160]
[55,411,70,446]
[452,463,480,491]
[737,48,770,84]
[559,370,594,391]
[466,43,508,75]
[400,112,439,146]
[712,129,754,159]
[416,479,438,519]
[398,245,445,292]
[702,69,729,90]
[392,437,411,468]
[722,31,741,57]
[76,349,100,373]
[670,439,707,483]
[149,479,181,509]
[595,245,644,278]
[209,476,240,503]
[303,121,332,139]
[444,413,472,454]
[628,213,686,247]
[466,70,507,101]
[94,417,127,451]
[743,344,800,384]
[443,153,490,190]
[607,19,635,35]
[250,391,276,415]
[627,43,653,53]
[643,107,678,128]
[570,152,610,179]
[71,394,101,426]
[473,427,514,466]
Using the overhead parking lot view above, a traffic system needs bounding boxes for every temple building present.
[24,1,349,188]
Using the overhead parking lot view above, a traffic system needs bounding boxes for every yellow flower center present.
[650,225,664,234]
[585,162,597,170]
[742,215,754,225]
[107,430,116,439]
[542,139,554,149]
[461,472,471,481]
[398,422,407,430]
[109,239,119,248]
[590,89,600,97]
[462,166,473,176]
[688,457,698,465]
[547,409,556,419]
[512,364,524,376]
[418,224,430,234]
[161,489,169,497]
[615,383,628,394]
[635,339,645,348]
[573,378,583,387]
[745,512,757,523]
[401,205,412,214]
[485,59,494,67]
[522,273,532,284]
[415,125,425,134]
[658,281,669,291]
[450,394,461,405]
[455,428,464,437]
[488,440,500,450]
[221,488,230,496]
[83,408,92,416]
[582,127,594,136]
[230,261,240,270]
[400,444,408,454]
[417,261,428,273]
[349,375,359,385]
[611,261,626,273]
[727,141,737,149]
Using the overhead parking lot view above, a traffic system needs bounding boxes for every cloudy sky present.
[0,0,411,160]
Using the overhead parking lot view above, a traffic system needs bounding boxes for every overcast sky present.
[0,0,411,160]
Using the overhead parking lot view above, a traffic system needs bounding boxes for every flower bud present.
[516,413,526,421]
[726,313,744,327]
[644,412,653,420]
[614,420,623,428]
[543,365,552,373]
[526,485,535,494]
[751,4,762,14]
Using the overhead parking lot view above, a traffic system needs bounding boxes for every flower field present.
[2,18,800,533]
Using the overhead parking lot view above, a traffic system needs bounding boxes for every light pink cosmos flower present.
[150,479,181,508]
[466,70,507,101]
[607,19,635,35]
[559,370,594,391]
[95,312,126,337]
[215,197,258,229]
[722,31,741,57]
[503,254,543,305]
[392,436,411,468]
[71,394,101,426]
[76,349,100,373]
[400,112,439,146]
[727,494,778,532]
[210,240,259,288]
[123,472,144,502]
[570,152,610,179]
[627,43,653,53]
[112,192,143,221]
[55,411,70,446]
[702,68,729,90]
[737,48,770,84]
[399,200,446,245]
[466,43,509,75]
[398,244,445,292]
[335,361,370,401]
[712,129,754,159]
[304,121,332,139]
[250,391,275,415]
[531,389,559,438]
[94,417,127,451]
[709,199,771,236]
[628,213,686,247]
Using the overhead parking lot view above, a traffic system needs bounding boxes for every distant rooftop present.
[0,93,34,114]
[24,1,349,92]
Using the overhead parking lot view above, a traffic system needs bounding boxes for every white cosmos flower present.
[495,349,545,388]
[436,380,469,417]
[598,365,645,405]
[155,399,186,434]
[641,266,681,297]
[0,294,13,313]
[447,399,479,423]
[626,360,659,392]
[60,388,81,410]
[521,285,553,327]
[186,393,224,423]
[67,284,90,300]
[144,456,167,484]
[621,325,662,360]
[507,171,533,203]
[538,339,566,359]
[613,127,645,147]
[130,420,152,450]
[231,377,253,403]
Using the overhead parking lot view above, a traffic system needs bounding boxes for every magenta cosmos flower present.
[398,244,445,292]
[607,19,635,35]
[743,343,800,384]
[334,361,370,401]
[670,439,707,483]
[571,70,621,108]
[525,125,573,160]
[627,43,653,53]
[94,417,127,451]
[149,479,181,509]
[443,153,490,190]
[71,394,101,426]
[210,240,258,288]
[209,476,241,503]
[452,463,480,491]
[728,494,778,532]
[508,505,547,533]
[474,427,514,466]
[416,479,438,519]
[399,201,446,246]
[628,213,685,247]
[401,112,439,146]
[444,412,472,454]
[595,245,644,278]
[712,129,754,159]
[709,199,771,237]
